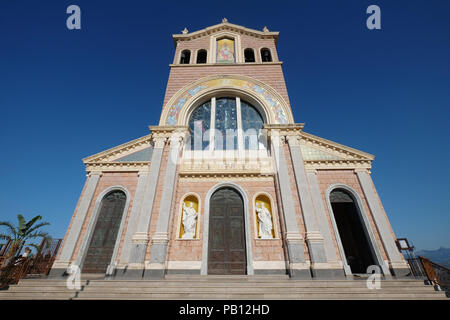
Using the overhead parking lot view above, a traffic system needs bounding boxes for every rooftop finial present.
[263,26,269,32]
[222,18,228,23]
[182,27,188,34]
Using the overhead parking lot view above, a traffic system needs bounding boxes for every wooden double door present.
[208,188,247,275]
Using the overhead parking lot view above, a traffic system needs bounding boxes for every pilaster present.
[126,134,166,273]
[269,129,310,279]
[49,171,101,278]
[355,169,410,277]
[146,128,188,279]
[285,132,331,276]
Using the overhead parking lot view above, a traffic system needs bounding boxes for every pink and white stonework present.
[50,20,410,279]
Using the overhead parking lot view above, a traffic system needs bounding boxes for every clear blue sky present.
[0,0,449,251]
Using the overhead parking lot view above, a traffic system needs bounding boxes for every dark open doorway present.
[330,189,376,274]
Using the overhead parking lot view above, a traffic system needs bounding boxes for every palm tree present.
[0,214,50,287]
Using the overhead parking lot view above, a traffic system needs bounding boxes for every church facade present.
[50,20,410,279]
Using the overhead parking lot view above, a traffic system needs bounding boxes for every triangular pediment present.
[300,131,374,162]
[173,21,279,44]
[83,134,152,164]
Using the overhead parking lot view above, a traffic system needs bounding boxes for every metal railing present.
[418,256,450,290]
[0,238,62,288]
[406,257,427,278]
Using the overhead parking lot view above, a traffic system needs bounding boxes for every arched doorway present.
[330,189,376,274]
[208,187,246,275]
[82,190,126,273]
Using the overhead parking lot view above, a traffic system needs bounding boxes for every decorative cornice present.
[169,62,283,68]
[172,22,279,45]
[179,171,274,181]
[304,159,372,170]
[85,161,150,172]
[264,123,305,136]
[149,125,189,135]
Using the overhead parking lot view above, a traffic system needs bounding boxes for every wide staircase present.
[0,275,448,300]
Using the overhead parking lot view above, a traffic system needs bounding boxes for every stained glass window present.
[188,97,265,151]
[215,98,237,150]
[241,101,264,150]
[188,101,211,150]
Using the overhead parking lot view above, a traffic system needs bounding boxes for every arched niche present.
[254,194,275,239]
[178,194,200,239]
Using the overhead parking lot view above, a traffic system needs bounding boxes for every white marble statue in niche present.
[256,202,273,239]
[182,202,198,239]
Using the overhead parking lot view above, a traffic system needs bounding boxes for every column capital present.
[169,131,187,148]
[263,123,305,135]
[270,132,284,148]
[286,135,301,147]
[87,171,102,177]
[137,171,148,177]
[354,168,370,174]
[152,136,167,148]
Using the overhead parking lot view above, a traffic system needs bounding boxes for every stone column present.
[125,136,166,278]
[49,171,101,278]
[271,131,310,279]
[286,135,329,278]
[146,130,186,279]
[355,169,410,277]
[306,170,346,278]
[113,171,149,278]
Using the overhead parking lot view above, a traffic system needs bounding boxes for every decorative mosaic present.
[165,78,288,125]
[216,38,235,63]
[300,144,342,161]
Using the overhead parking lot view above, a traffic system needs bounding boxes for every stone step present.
[0,291,76,300]
[7,285,438,294]
[1,277,445,300]
[72,292,447,300]
[0,292,446,300]
[84,281,434,288]
[1,289,446,300]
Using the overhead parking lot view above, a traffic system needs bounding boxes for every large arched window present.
[188,97,265,151]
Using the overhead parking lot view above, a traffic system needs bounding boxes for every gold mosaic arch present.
[159,75,294,126]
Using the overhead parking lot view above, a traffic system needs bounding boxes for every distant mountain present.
[415,247,450,269]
